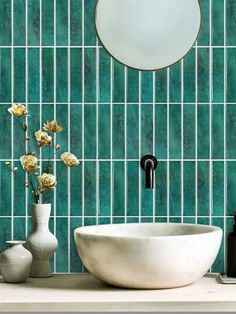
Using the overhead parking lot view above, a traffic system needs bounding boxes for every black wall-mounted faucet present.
[140,155,158,189]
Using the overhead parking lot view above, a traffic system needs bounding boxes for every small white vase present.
[0,241,32,283]
[26,204,58,278]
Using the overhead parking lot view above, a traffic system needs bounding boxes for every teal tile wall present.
[0,0,235,273]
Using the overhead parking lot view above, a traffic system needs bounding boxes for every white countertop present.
[0,273,236,312]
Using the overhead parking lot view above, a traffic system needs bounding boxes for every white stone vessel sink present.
[74,223,222,289]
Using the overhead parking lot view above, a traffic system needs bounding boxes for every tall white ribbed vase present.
[26,204,58,278]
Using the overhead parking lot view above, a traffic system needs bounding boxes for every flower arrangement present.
[6,103,80,204]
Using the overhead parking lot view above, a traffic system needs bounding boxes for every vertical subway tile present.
[227,49,236,102]
[212,217,224,272]
[113,60,124,103]
[127,161,139,217]
[14,118,25,157]
[70,165,82,216]
[56,0,68,46]
[227,105,236,159]
[227,0,236,46]
[155,105,167,159]
[70,48,82,102]
[70,104,82,159]
[70,217,83,272]
[141,179,153,217]
[56,48,68,102]
[28,48,39,102]
[42,48,54,102]
[213,49,224,103]
[84,0,96,46]
[14,217,26,240]
[0,0,11,46]
[98,104,110,159]
[155,69,167,103]
[155,161,167,217]
[27,0,40,46]
[0,105,11,158]
[169,105,181,159]
[198,0,210,46]
[42,0,54,46]
[198,161,209,216]
[0,49,11,102]
[141,104,153,156]
[197,105,210,159]
[227,162,236,216]
[141,72,153,103]
[27,103,40,158]
[84,104,96,159]
[127,69,139,103]
[0,163,11,216]
[212,0,224,46]
[56,104,68,152]
[113,162,125,216]
[212,104,224,159]
[84,48,96,102]
[127,105,139,159]
[0,218,11,252]
[13,163,25,217]
[14,48,25,102]
[84,161,96,216]
[183,50,195,103]
[70,0,82,46]
[13,0,25,46]
[169,162,181,217]
[212,162,224,216]
[99,162,110,217]
[99,49,110,103]
[56,161,68,216]
[56,217,68,272]
[184,162,195,217]
[169,63,181,103]
[183,104,195,159]
[198,48,210,102]
[112,105,124,159]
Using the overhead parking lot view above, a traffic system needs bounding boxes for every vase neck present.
[6,241,25,248]
[31,204,51,232]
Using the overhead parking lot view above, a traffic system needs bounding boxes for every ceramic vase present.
[26,204,58,278]
[0,241,32,283]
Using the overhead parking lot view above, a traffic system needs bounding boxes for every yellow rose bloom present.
[61,152,79,167]
[38,173,56,190]
[43,120,63,133]
[20,155,38,172]
[35,130,52,147]
[8,104,28,117]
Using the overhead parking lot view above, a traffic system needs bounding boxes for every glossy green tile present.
[127,217,139,223]
[197,217,210,225]
[56,217,68,272]
[56,104,68,151]
[155,161,167,217]
[183,217,196,224]
[84,161,96,217]
[84,217,96,226]
[28,48,39,102]
[84,49,96,102]
[127,161,139,217]
[127,105,139,159]
[14,48,25,102]
[0,0,11,46]
[56,161,68,216]
[99,217,111,224]
[198,0,210,46]
[112,105,124,159]
[213,49,224,103]
[99,162,110,217]
[70,48,82,102]
[212,162,224,216]
[42,0,54,46]
[70,217,82,272]
[56,0,68,46]
[0,49,11,102]
[169,217,181,223]
[212,218,224,272]
[141,176,153,217]
[41,103,54,160]
[141,72,153,103]
[212,104,224,159]
[14,217,26,240]
[70,0,82,46]
[184,162,195,217]
[41,161,55,209]
[127,69,139,103]
[0,163,11,216]
[113,217,125,224]
[42,48,54,102]
[169,162,181,217]
[155,105,167,159]
[84,0,96,46]
[70,104,82,159]
[155,69,167,103]
[0,105,11,158]
[113,60,124,103]
[99,49,110,103]
[169,63,181,103]
[141,217,153,223]
[183,104,195,159]
[113,162,124,217]
[84,104,96,159]
[212,0,224,46]
[198,49,210,102]
[197,105,209,159]
[98,104,110,159]
[27,0,40,46]
[227,0,236,46]
[70,164,82,216]
[227,162,236,216]
[183,50,195,103]
[198,161,209,216]
[141,104,153,156]
[13,0,25,46]
[0,218,11,252]
[13,116,26,157]
[155,217,167,223]
[169,105,181,159]
[56,49,68,102]
[13,161,25,216]
[227,49,236,102]
[227,105,236,159]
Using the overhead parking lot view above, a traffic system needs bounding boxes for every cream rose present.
[61,152,79,167]
[8,104,28,117]
[43,120,63,133]
[35,130,52,147]
[38,173,56,190]
[20,155,38,172]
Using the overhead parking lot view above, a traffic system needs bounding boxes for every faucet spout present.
[140,155,158,189]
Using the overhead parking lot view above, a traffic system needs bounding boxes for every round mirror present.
[95,0,201,71]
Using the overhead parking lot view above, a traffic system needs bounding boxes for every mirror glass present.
[95,0,201,71]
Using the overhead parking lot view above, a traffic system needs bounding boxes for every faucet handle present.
[140,155,158,170]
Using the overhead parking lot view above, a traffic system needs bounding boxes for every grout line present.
[110,58,113,224]
[39,0,42,203]
[95,36,99,225]
[181,60,184,223]
[25,0,28,238]
[167,68,170,223]
[209,0,213,227]
[195,37,198,225]
[138,71,141,223]
[11,0,14,240]
[153,71,156,223]
[124,66,127,223]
